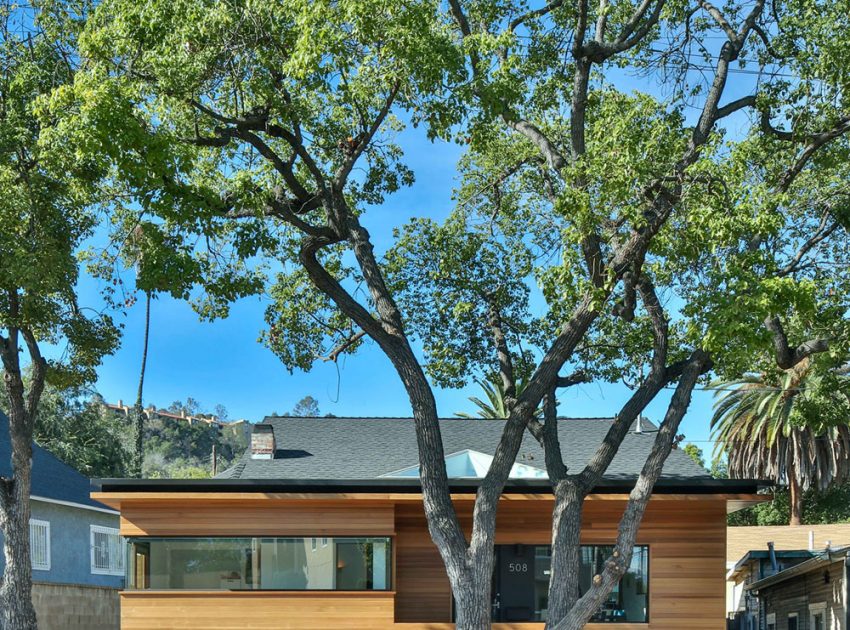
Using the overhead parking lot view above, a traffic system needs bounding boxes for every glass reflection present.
[126,537,391,591]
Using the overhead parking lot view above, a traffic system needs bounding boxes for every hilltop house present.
[0,412,122,630]
[93,416,765,629]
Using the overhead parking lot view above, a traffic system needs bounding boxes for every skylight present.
[381,449,548,479]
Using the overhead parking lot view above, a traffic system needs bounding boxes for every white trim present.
[809,602,827,630]
[90,525,124,576]
[29,519,50,571]
[31,495,118,516]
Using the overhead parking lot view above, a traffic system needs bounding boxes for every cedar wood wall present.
[115,496,728,629]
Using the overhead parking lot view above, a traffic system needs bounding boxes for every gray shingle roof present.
[216,416,711,481]
[0,412,113,512]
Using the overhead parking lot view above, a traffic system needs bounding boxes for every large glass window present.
[126,537,391,591]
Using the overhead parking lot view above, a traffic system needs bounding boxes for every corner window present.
[29,519,50,571]
[91,525,124,576]
[125,537,391,591]
[809,603,827,630]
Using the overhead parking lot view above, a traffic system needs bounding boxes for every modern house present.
[92,416,765,629]
[0,412,123,630]
[743,545,850,630]
[726,525,850,627]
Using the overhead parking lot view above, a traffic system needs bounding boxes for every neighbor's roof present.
[0,412,114,513]
[727,524,850,565]
[216,415,713,482]
[727,549,815,582]
[746,545,850,592]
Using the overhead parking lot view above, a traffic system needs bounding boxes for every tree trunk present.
[451,556,494,629]
[0,377,39,630]
[788,461,803,527]
[132,290,151,478]
[0,481,37,630]
[546,481,584,627]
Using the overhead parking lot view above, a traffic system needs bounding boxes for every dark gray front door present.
[494,545,536,621]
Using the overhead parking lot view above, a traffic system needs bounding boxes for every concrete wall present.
[0,499,123,588]
[32,581,119,630]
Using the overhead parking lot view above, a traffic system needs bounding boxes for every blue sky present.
[71,124,720,459]
[67,54,771,460]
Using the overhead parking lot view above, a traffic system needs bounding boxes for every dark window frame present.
[125,536,393,592]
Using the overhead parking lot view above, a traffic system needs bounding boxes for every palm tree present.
[710,361,850,526]
[456,374,543,419]
[131,289,151,478]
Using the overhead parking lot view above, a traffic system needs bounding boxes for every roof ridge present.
[263,415,618,421]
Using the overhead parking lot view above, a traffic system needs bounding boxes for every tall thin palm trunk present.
[132,291,151,478]
[788,459,803,527]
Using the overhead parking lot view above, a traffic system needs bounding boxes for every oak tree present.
[58,0,850,627]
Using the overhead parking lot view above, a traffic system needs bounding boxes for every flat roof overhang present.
[92,477,769,513]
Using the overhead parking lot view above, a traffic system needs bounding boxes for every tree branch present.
[318,330,366,362]
[777,213,841,277]
[764,316,830,370]
[553,349,710,629]
[486,298,516,400]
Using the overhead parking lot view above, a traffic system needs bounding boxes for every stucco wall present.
[32,581,119,630]
[0,499,123,588]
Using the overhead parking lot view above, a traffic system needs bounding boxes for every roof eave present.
[92,476,765,495]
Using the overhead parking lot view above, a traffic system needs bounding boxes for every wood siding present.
[396,498,728,629]
[120,591,395,629]
[119,502,395,537]
[728,525,850,565]
[111,495,729,629]
[758,560,845,630]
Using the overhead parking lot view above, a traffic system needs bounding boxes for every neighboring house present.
[726,525,850,627]
[104,399,247,429]
[727,549,816,630]
[0,412,122,630]
[93,416,765,629]
[744,545,850,630]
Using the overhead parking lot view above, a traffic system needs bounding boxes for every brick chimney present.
[250,424,275,460]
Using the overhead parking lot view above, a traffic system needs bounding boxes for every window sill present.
[121,590,396,597]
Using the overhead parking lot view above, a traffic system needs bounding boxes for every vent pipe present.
[767,542,779,572]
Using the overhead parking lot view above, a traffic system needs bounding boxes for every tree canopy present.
[46,0,850,627]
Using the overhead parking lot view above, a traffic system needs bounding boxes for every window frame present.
[809,602,827,630]
[124,536,393,591]
[90,524,124,576]
[787,611,799,630]
[766,612,776,630]
[29,519,50,572]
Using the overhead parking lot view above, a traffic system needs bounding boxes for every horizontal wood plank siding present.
[120,591,396,629]
[727,524,850,564]
[396,499,727,628]
[111,495,727,629]
[119,503,395,537]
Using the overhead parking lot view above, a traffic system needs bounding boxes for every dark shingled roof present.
[0,412,114,512]
[215,416,712,481]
